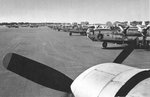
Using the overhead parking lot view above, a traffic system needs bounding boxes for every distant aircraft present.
[136,25,150,46]
[2,39,150,97]
[7,25,19,28]
[69,24,88,36]
[30,24,39,28]
[89,24,150,48]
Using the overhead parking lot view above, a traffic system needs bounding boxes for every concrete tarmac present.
[0,26,150,97]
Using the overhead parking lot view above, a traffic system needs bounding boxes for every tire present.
[80,33,85,36]
[80,33,83,35]
[84,32,87,36]
[69,32,72,36]
[102,42,107,48]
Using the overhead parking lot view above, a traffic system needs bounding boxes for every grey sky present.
[0,0,149,23]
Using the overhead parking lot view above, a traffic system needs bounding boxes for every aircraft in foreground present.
[2,39,150,97]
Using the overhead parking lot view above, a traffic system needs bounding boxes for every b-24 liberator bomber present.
[88,25,150,48]
[69,25,88,36]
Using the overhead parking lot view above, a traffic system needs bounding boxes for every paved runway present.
[0,27,150,97]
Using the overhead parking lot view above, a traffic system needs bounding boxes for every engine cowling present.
[71,63,150,97]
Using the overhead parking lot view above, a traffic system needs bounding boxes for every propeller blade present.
[113,39,136,64]
[122,26,129,36]
[3,53,73,93]
[143,26,150,36]
[145,26,150,30]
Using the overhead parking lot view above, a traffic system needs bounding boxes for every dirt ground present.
[0,26,150,97]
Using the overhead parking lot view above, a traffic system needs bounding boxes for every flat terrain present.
[0,26,150,97]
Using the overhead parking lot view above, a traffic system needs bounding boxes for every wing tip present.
[3,53,13,69]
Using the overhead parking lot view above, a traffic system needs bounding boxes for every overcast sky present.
[0,0,149,23]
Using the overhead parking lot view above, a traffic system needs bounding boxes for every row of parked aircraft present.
[49,22,150,49]
[87,24,150,49]
[3,28,150,97]
[5,24,40,28]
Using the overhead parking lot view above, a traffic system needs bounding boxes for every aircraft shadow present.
[144,48,150,51]
[104,46,125,50]
[104,46,150,50]
[69,35,86,36]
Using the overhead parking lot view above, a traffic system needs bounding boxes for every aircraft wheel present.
[80,33,86,36]
[80,33,83,35]
[102,42,107,48]
[69,32,72,36]
[83,32,87,36]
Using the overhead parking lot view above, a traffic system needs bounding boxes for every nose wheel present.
[102,42,107,48]
[69,32,72,36]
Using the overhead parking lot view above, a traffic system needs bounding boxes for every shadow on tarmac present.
[103,46,150,50]
[69,35,86,36]
[104,46,125,50]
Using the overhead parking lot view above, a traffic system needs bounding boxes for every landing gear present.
[69,32,72,36]
[80,32,86,36]
[102,42,107,48]
[136,40,149,49]
[135,37,140,48]
[80,33,84,36]
[145,41,149,49]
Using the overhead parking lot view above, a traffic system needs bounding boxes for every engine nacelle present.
[71,63,150,97]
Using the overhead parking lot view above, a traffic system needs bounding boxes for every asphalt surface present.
[0,26,150,97]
